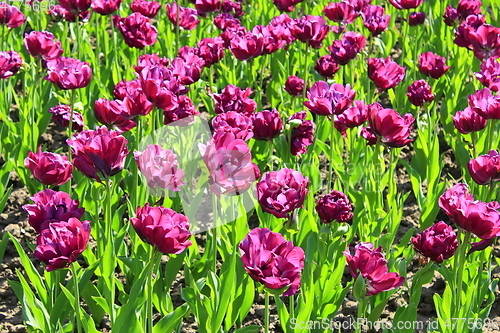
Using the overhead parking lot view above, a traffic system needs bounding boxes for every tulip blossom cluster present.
[239,228,304,296]
[344,243,405,296]
[439,184,500,240]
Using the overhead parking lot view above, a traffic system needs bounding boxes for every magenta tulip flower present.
[131,204,192,254]
[344,242,405,296]
[368,57,406,91]
[411,221,458,263]
[163,95,199,126]
[45,57,92,90]
[0,3,25,28]
[289,111,315,156]
[25,147,73,186]
[166,2,199,30]
[91,0,122,15]
[212,111,253,141]
[388,0,423,10]
[334,100,368,135]
[452,107,487,134]
[23,189,85,233]
[365,103,415,148]
[130,0,160,18]
[239,228,305,296]
[315,190,353,223]
[467,150,500,185]
[212,84,257,116]
[251,109,283,140]
[408,12,426,26]
[468,88,500,119]
[196,37,225,67]
[24,31,63,60]
[58,0,91,13]
[314,54,340,79]
[0,51,23,79]
[329,31,366,65]
[323,2,358,24]
[48,104,85,131]
[418,52,450,79]
[304,81,356,116]
[362,5,390,36]
[407,79,435,107]
[67,126,128,182]
[113,13,158,49]
[257,168,309,219]
[34,218,91,271]
[290,15,329,48]
[273,0,303,13]
[284,75,306,97]
[94,98,136,133]
[475,58,500,92]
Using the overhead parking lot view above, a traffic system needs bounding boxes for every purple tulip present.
[134,145,185,192]
[24,31,63,60]
[467,150,500,185]
[59,0,91,13]
[289,111,315,156]
[284,75,305,97]
[229,32,265,61]
[366,103,414,148]
[48,104,84,131]
[458,24,500,60]
[199,131,258,196]
[291,15,329,48]
[345,0,371,13]
[211,84,257,116]
[388,0,423,10]
[22,189,85,233]
[454,15,486,49]
[45,57,92,90]
[0,51,23,79]
[239,228,305,296]
[130,0,160,18]
[475,58,500,92]
[329,31,366,65]
[94,98,136,133]
[456,0,482,18]
[468,88,500,119]
[315,190,353,223]
[91,0,121,14]
[439,183,500,240]
[163,95,199,126]
[411,221,458,263]
[166,2,199,30]
[273,0,303,12]
[0,3,25,28]
[196,37,225,67]
[133,54,169,73]
[169,55,204,85]
[344,242,405,296]
[34,218,90,271]
[24,147,73,186]
[251,109,283,140]
[418,52,450,79]
[112,79,154,117]
[195,0,221,15]
[67,126,128,182]
[362,5,390,36]
[408,12,426,26]
[113,13,158,49]
[323,2,358,24]
[304,81,356,116]
[131,204,192,254]
[314,54,340,79]
[212,111,253,141]
[213,12,241,30]
[452,107,487,134]
[257,168,309,219]
[368,57,406,91]
[334,100,368,135]
[407,79,435,107]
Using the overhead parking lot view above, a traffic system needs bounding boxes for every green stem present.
[212,197,218,273]
[355,297,367,333]
[453,230,470,332]
[486,120,496,154]
[328,116,336,193]
[264,292,270,333]
[105,178,115,327]
[71,263,82,333]
[303,43,310,98]
[147,250,161,333]
[470,131,478,157]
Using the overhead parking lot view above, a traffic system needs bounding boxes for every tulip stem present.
[71,263,82,333]
[328,116,335,193]
[105,178,116,328]
[303,43,309,98]
[453,229,470,332]
[147,250,161,333]
[264,292,270,333]
[470,131,478,157]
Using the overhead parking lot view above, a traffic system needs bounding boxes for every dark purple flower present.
[67,126,128,182]
[22,189,85,233]
[291,15,329,48]
[113,13,158,49]
[48,5,91,22]
[314,54,340,79]
[25,147,73,186]
[212,84,256,116]
[468,88,500,119]
[408,12,425,26]
[196,37,225,67]
[59,0,91,13]
[229,32,265,61]
[133,54,169,73]
[34,218,90,271]
[411,221,458,263]
[304,81,356,116]
[134,145,185,191]
[0,51,23,79]
[362,5,390,36]
[418,51,450,79]
[252,109,283,140]
[213,12,241,30]
[199,131,258,196]
[284,75,305,97]
[388,0,423,10]
[257,168,309,219]
[195,0,221,15]
[45,57,92,90]
[315,190,353,223]
[131,204,192,254]
[368,57,406,91]
[329,31,366,65]
[166,2,200,30]
[344,242,405,296]
[169,54,204,85]
[163,95,199,126]
[323,2,358,24]
[212,111,253,141]
[367,103,415,148]
[94,98,136,133]
[130,0,160,18]
[289,111,315,156]
[273,0,303,12]
[452,107,487,134]
[24,31,63,60]
[0,3,25,28]
[475,58,500,92]
[48,104,84,131]
[407,79,435,107]
[468,150,500,185]
[334,100,368,135]
[239,228,305,296]
[91,0,122,14]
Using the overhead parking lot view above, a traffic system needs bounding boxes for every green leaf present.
[152,304,189,333]
[233,326,262,333]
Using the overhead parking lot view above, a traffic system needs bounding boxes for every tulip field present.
[1,0,500,332]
